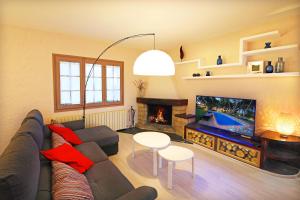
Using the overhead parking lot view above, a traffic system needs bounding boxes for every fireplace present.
[147,104,172,125]
[137,97,193,135]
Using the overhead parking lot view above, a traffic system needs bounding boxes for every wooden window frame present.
[53,54,124,112]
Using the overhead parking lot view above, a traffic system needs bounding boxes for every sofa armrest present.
[116,186,157,200]
[62,119,85,131]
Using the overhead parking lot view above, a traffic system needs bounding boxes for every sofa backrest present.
[0,134,40,200]
[22,109,44,127]
[17,119,44,149]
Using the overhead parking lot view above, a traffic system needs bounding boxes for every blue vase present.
[217,55,222,65]
[265,61,273,73]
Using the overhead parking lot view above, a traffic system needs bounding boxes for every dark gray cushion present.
[17,119,44,149]
[75,142,108,163]
[0,134,40,200]
[37,162,51,192]
[75,125,119,147]
[62,119,85,131]
[43,126,51,139]
[22,109,44,127]
[116,186,158,200]
[85,160,134,200]
[35,190,51,200]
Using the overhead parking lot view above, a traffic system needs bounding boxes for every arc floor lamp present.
[83,33,175,121]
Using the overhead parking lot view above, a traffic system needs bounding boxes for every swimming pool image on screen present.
[196,96,256,137]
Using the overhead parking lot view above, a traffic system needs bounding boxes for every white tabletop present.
[133,131,170,149]
[158,145,194,161]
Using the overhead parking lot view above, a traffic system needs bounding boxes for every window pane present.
[86,91,94,103]
[106,78,114,90]
[86,79,94,91]
[114,66,120,77]
[71,91,80,104]
[113,78,120,90]
[70,62,80,76]
[61,91,71,104]
[71,77,80,90]
[94,78,102,90]
[94,90,102,103]
[106,66,114,77]
[85,64,93,77]
[107,90,113,102]
[60,77,70,91]
[60,62,69,76]
[114,90,120,101]
[94,65,102,77]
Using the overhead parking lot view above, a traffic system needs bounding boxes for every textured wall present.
[0,25,143,153]
[146,13,300,135]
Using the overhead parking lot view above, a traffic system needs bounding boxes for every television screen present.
[196,95,256,137]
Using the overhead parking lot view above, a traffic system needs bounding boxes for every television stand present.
[184,122,261,167]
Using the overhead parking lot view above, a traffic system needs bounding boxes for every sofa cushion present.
[62,119,85,131]
[0,134,40,200]
[36,161,52,200]
[48,125,83,145]
[52,161,94,200]
[116,186,158,200]
[41,144,94,173]
[22,109,44,127]
[52,132,71,147]
[38,161,52,192]
[85,160,134,200]
[75,125,119,147]
[17,119,44,149]
[75,142,108,163]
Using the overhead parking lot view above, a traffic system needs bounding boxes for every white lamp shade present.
[133,50,175,76]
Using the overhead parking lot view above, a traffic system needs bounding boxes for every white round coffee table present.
[158,145,194,189]
[132,131,170,176]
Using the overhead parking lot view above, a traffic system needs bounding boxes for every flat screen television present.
[196,95,256,138]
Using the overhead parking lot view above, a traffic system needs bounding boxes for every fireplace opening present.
[147,104,172,125]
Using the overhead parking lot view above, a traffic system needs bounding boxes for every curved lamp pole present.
[83,33,155,123]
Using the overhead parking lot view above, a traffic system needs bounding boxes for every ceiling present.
[1,0,300,50]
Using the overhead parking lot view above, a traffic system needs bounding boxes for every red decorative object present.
[41,143,94,173]
[48,125,83,145]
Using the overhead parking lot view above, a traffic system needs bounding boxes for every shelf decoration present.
[179,30,298,79]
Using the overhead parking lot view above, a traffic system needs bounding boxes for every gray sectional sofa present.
[0,109,157,200]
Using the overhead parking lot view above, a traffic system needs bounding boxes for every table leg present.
[132,138,135,159]
[192,157,195,178]
[153,149,158,176]
[168,161,173,189]
[159,154,162,169]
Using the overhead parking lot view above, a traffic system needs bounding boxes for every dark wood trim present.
[52,53,124,112]
[137,97,188,106]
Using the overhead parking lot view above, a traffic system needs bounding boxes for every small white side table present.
[158,145,194,189]
[132,132,170,176]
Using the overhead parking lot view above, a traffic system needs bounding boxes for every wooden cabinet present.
[186,128,215,150]
[217,138,261,167]
[185,123,261,168]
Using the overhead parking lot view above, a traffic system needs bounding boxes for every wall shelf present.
[182,72,300,80]
[175,59,200,67]
[180,30,298,76]
[197,62,241,69]
[241,30,280,42]
[242,44,299,56]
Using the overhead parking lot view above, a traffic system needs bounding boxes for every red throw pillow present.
[41,143,94,173]
[48,124,82,145]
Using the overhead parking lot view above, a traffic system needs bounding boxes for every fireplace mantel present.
[137,97,188,106]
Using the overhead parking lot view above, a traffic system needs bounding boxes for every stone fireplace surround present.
[136,97,195,137]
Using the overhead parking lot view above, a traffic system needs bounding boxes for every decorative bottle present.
[217,55,222,65]
[265,61,274,73]
[275,57,284,73]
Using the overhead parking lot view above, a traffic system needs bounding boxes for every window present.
[53,54,124,112]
